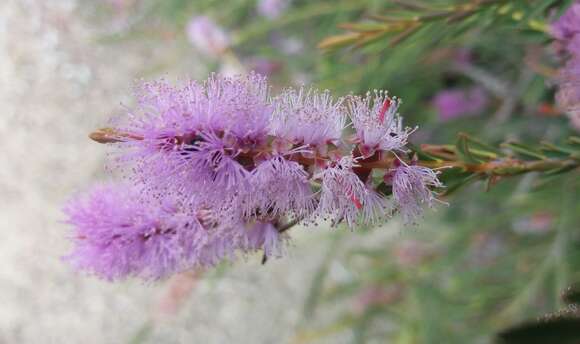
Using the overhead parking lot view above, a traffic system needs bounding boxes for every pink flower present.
[551,2,580,130]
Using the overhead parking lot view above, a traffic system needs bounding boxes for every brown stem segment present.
[89,128,579,177]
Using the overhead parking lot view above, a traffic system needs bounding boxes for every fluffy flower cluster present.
[65,73,443,280]
[551,2,580,130]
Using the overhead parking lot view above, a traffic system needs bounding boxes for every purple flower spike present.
[67,72,445,280]
[348,90,413,157]
[391,162,443,224]
[64,184,205,280]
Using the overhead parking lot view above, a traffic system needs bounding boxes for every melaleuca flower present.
[314,157,388,228]
[190,131,251,192]
[347,90,413,158]
[390,161,443,224]
[105,79,206,195]
[203,73,272,139]
[270,87,345,151]
[109,73,272,196]
[67,73,444,280]
[242,154,315,220]
[64,184,205,280]
[186,16,230,57]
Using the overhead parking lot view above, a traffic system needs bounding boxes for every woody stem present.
[89,128,579,178]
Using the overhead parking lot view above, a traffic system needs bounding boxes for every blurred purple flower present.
[551,2,580,130]
[257,0,291,20]
[550,2,580,43]
[432,87,489,121]
[555,59,580,111]
[453,48,473,67]
[186,16,230,57]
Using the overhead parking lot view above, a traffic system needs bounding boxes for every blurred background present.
[0,0,579,343]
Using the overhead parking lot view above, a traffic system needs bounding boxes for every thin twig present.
[262,218,303,265]
[451,63,509,97]
[278,218,302,233]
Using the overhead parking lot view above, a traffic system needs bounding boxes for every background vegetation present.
[83,0,580,342]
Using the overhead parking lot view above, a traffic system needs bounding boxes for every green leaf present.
[441,173,483,196]
[407,143,440,162]
[543,164,578,176]
[540,141,575,158]
[460,132,503,156]
[456,133,484,164]
[501,142,547,160]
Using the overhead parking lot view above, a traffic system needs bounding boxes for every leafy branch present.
[413,133,580,196]
[318,0,550,51]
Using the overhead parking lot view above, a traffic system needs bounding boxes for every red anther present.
[350,193,363,210]
[378,98,391,124]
